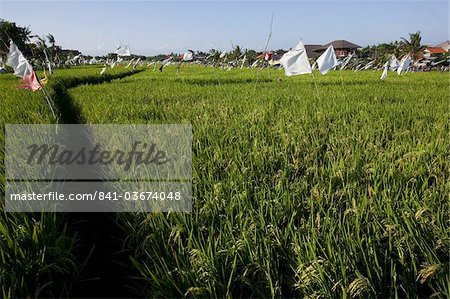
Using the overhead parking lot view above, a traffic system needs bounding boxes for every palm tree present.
[35,35,47,49]
[47,34,55,48]
[231,45,242,60]
[207,49,220,62]
[46,33,60,63]
[0,19,32,57]
[400,31,424,60]
[30,35,54,69]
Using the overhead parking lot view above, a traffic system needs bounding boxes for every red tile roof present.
[425,47,447,54]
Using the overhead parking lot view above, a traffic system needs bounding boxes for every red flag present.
[19,71,42,92]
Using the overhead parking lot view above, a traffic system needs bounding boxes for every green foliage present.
[360,42,400,62]
[1,19,65,68]
[0,19,32,58]
[359,31,426,62]
[245,49,258,65]
[0,77,66,298]
[0,67,114,298]
[228,45,242,61]
[400,31,425,60]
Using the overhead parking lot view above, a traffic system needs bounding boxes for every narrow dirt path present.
[49,70,142,298]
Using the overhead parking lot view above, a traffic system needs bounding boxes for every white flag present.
[340,53,354,70]
[115,44,131,57]
[6,41,33,78]
[133,57,141,69]
[126,58,135,68]
[279,40,312,76]
[240,55,246,69]
[397,55,411,75]
[43,49,53,74]
[100,65,106,75]
[316,45,338,75]
[363,60,375,70]
[380,61,388,80]
[182,50,194,61]
[162,57,172,66]
[70,54,82,65]
[389,54,399,71]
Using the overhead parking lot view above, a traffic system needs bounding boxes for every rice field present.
[1,65,449,298]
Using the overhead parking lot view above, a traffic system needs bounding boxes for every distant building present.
[313,40,361,58]
[195,51,208,61]
[423,47,447,58]
[270,50,287,61]
[268,41,360,62]
[434,40,450,52]
[60,49,82,59]
[304,44,321,58]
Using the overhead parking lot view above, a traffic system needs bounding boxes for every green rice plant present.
[1,65,448,298]
[66,66,449,298]
[0,65,133,297]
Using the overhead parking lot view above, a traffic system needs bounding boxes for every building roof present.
[425,47,447,54]
[314,40,361,51]
[304,44,321,58]
[434,40,450,51]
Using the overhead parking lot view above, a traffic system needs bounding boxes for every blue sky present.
[1,1,448,56]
